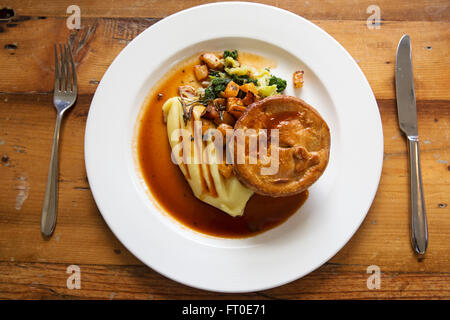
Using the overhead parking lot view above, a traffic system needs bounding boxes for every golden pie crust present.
[233,95,330,197]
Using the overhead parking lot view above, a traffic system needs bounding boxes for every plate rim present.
[85,1,384,292]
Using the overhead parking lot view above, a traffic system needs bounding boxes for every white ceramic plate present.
[85,2,383,292]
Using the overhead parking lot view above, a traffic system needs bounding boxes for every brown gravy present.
[136,52,308,238]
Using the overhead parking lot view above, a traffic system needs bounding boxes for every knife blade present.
[396,35,418,136]
[395,34,428,255]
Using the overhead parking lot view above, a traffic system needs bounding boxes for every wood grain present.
[0,18,449,100]
[1,261,449,300]
[3,0,450,21]
[0,0,449,299]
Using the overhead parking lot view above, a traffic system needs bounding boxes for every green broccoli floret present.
[223,50,238,60]
[268,75,287,92]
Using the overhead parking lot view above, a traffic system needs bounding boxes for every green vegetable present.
[199,77,231,104]
[258,85,278,97]
[231,74,258,86]
[224,56,240,68]
[223,50,238,60]
[201,87,216,103]
[225,65,254,76]
[209,70,226,78]
[210,77,230,94]
[200,51,285,103]
[254,68,271,86]
[268,75,287,93]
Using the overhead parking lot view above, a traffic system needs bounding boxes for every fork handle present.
[407,136,428,255]
[41,113,63,237]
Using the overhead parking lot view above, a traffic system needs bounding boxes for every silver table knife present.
[395,34,428,255]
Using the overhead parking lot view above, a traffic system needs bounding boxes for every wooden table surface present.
[0,0,449,300]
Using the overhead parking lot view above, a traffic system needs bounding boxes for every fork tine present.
[59,44,66,91]
[64,45,72,92]
[63,44,70,92]
[54,44,60,91]
[67,44,77,93]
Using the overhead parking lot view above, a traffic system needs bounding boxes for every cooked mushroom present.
[293,70,304,88]
[194,64,209,81]
[203,102,220,120]
[214,111,236,127]
[200,53,223,69]
[178,85,197,99]
[217,123,233,137]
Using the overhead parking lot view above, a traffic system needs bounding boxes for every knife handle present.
[407,136,428,255]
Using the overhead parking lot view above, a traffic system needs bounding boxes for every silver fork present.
[41,44,77,237]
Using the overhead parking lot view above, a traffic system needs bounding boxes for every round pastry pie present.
[233,95,330,197]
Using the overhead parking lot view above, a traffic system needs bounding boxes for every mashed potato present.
[162,97,253,217]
